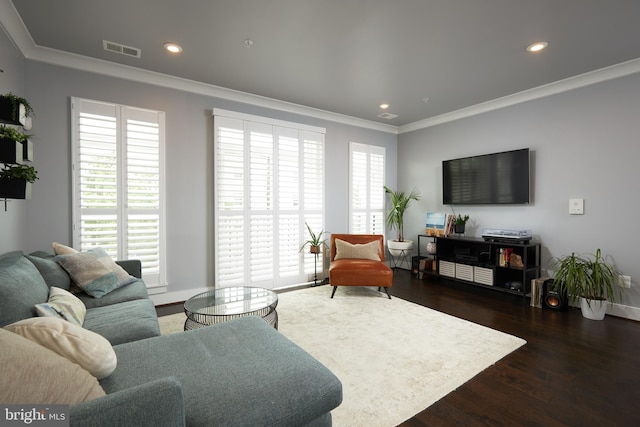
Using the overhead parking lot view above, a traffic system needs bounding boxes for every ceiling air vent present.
[103,40,141,58]
[377,112,398,120]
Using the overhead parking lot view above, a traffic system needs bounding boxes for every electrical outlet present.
[619,275,632,288]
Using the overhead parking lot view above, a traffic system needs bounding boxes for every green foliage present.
[455,214,470,225]
[551,249,621,304]
[0,126,30,142]
[384,185,421,242]
[1,93,35,120]
[300,222,327,252]
[0,164,39,183]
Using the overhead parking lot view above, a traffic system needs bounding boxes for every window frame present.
[70,97,166,292]
[349,142,386,236]
[213,108,325,290]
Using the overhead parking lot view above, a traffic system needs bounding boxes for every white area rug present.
[159,286,526,427]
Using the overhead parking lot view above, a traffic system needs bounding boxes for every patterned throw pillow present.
[334,239,381,261]
[55,247,135,298]
[35,287,87,326]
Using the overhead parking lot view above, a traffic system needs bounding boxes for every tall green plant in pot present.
[384,185,420,257]
[551,249,622,320]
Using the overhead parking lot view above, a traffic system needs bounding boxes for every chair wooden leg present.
[330,286,338,298]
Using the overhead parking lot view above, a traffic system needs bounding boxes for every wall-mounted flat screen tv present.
[442,148,530,205]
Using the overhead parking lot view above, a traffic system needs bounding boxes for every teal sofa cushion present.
[0,252,50,327]
[101,316,342,426]
[83,299,160,345]
[26,251,72,290]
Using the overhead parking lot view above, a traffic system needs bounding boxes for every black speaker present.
[542,279,567,311]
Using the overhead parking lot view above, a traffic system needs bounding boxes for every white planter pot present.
[580,298,608,320]
[388,240,413,257]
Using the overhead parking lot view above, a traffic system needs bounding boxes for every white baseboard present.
[607,302,640,321]
[150,286,211,306]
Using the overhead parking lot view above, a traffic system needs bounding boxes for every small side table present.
[183,286,278,331]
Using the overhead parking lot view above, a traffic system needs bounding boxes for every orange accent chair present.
[329,234,393,299]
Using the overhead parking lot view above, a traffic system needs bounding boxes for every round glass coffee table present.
[183,286,278,331]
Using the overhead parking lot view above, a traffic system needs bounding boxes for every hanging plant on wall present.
[1,164,38,182]
[0,163,38,200]
[0,93,34,126]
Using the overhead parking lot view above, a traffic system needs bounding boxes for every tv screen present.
[442,148,530,205]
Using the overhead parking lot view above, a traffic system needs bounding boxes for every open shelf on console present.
[431,235,540,296]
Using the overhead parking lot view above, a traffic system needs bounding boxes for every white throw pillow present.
[4,317,117,379]
[0,328,105,404]
[334,239,381,261]
[35,286,87,326]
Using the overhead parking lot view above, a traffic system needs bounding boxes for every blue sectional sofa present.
[0,250,342,426]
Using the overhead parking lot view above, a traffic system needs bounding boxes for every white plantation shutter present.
[71,98,166,290]
[349,142,385,235]
[214,109,325,289]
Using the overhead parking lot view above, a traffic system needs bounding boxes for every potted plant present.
[299,222,327,254]
[550,249,622,320]
[0,126,32,163]
[454,214,469,234]
[0,163,38,199]
[0,93,35,126]
[384,185,421,256]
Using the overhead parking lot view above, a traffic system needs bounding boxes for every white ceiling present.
[5,0,640,130]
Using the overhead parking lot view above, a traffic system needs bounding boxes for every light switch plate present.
[569,198,584,215]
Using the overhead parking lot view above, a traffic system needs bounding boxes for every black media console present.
[416,235,541,297]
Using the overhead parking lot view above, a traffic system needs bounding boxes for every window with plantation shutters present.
[213,109,325,290]
[349,142,385,235]
[71,98,166,291]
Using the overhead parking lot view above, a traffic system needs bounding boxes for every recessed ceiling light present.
[379,103,389,109]
[164,42,183,54]
[244,39,254,48]
[526,41,548,52]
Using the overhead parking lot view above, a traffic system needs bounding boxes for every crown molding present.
[3,1,639,137]
[0,1,398,135]
[399,57,640,134]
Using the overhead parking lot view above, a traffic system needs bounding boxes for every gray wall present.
[14,57,396,300]
[0,27,27,252]
[398,72,640,311]
[6,25,638,315]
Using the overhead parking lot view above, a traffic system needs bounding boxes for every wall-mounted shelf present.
[0,96,35,210]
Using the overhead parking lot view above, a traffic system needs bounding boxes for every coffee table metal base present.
[183,287,278,331]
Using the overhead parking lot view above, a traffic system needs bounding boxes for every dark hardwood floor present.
[390,269,640,427]
[156,270,640,426]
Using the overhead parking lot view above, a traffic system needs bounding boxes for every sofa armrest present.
[116,259,142,279]
[70,377,185,427]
